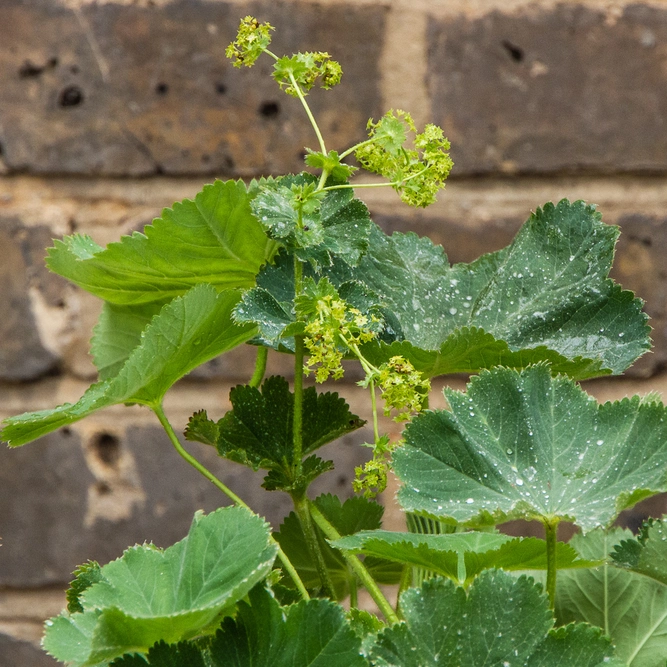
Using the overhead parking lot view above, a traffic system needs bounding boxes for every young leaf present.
[331,530,599,585]
[43,507,277,666]
[611,518,667,586]
[250,174,373,269]
[394,364,667,531]
[369,571,613,666]
[2,286,255,446]
[185,377,364,492]
[66,561,102,613]
[46,180,276,305]
[209,585,365,666]
[274,495,401,599]
[557,528,667,667]
[111,639,207,666]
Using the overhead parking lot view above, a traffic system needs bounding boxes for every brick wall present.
[2,0,667,659]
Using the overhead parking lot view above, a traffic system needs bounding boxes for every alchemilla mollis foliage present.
[3,15,665,666]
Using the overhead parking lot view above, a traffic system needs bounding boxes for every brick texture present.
[428,4,667,175]
[0,0,385,176]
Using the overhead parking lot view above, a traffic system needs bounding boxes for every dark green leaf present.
[67,561,102,613]
[209,585,366,666]
[557,528,667,667]
[274,495,400,599]
[183,410,219,447]
[111,640,206,667]
[47,180,276,304]
[332,530,599,585]
[193,377,363,491]
[394,365,667,531]
[43,507,277,666]
[370,571,613,666]
[2,286,255,446]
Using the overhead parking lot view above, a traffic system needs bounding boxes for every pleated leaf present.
[394,365,667,531]
[42,507,277,666]
[46,180,276,305]
[2,285,255,446]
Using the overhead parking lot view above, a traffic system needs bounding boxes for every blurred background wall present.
[1,0,667,662]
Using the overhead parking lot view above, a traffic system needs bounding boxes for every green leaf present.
[250,174,373,268]
[611,518,667,586]
[394,364,667,531]
[557,528,667,667]
[46,180,276,305]
[67,561,102,613]
[209,585,365,666]
[2,286,256,446]
[369,570,613,666]
[305,149,357,181]
[43,507,277,666]
[340,200,650,377]
[331,530,599,585]
[111,640,207,666]
[274,495,400,599]
[185,376,364,491]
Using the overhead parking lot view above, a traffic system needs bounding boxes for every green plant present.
[4,16,667,666]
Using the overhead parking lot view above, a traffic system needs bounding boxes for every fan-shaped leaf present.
[394,365,667,531]
[611,518,667,586]
[46,180,276,305]
[2,286,255,446]
[43,507,277,666]
[369,570,613,666]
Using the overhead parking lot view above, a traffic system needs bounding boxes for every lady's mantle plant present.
[4,16,667,666]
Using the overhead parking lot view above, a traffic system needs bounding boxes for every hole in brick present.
[58,85,84,107]
[55,298,66,309]
[19,57,58,78]
[70,64,79,74]
[0,141,4,157]
[224,155,235,169]
[91,432,121,467]
[201,154,210,164]
[215,82,227,95]
[62,427,72,437]
[502,40,524,62]
[258,100,280,118]
[95,481,112,495]
[155,82,169,95]
[337,475,347,487]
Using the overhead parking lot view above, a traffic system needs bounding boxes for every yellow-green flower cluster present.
[273,52,343,97]
[304,295,380,383]
[377,356,431,421]
[355,110,453,207]
[225,16,274,68]
[353,434,393,498]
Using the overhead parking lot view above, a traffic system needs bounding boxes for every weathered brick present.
[0,0,385,176]
[0,419,371,586]
[0,217,60,381]
[428,4,667,175]
[0,634,57,667]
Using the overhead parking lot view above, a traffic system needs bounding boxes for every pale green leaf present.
[46,180,276,305]
[2,286,255,446]
[557,528,667,667]
[331,530,599,585]
[394,365,667,531]
[43,507,277,666]
[369,571,613,666]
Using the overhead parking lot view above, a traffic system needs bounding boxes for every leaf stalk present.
[544,517,560,610]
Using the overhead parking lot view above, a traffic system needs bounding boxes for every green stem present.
[323,167,432,194]
[152,403,310,602]
[249,346,268,388]
[369,378,380,443]
[349,574,358,610]
[545,518,560,610]
[396,565,411,618]
[339,137,374,160]
[293,495,337,599]
[288,72,327,154]
[293,335,305,473]
[310,502,399,624]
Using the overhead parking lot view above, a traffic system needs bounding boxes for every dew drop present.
[466,498,474,504]
[516,478,524,486]
[449,307,458,315]
[596,439,604,446]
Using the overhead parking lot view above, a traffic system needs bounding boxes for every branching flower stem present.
[152,402,310,602]
[310,501,399,624]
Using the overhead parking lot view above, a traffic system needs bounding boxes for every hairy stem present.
[152,403,310,601]
[310,501,399,624]
[289,72,327,154]
[370,378,380,443]
[293,335,305,473]
[544,518,560,610]
[293,495,337,599]
[249,346,268,388]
